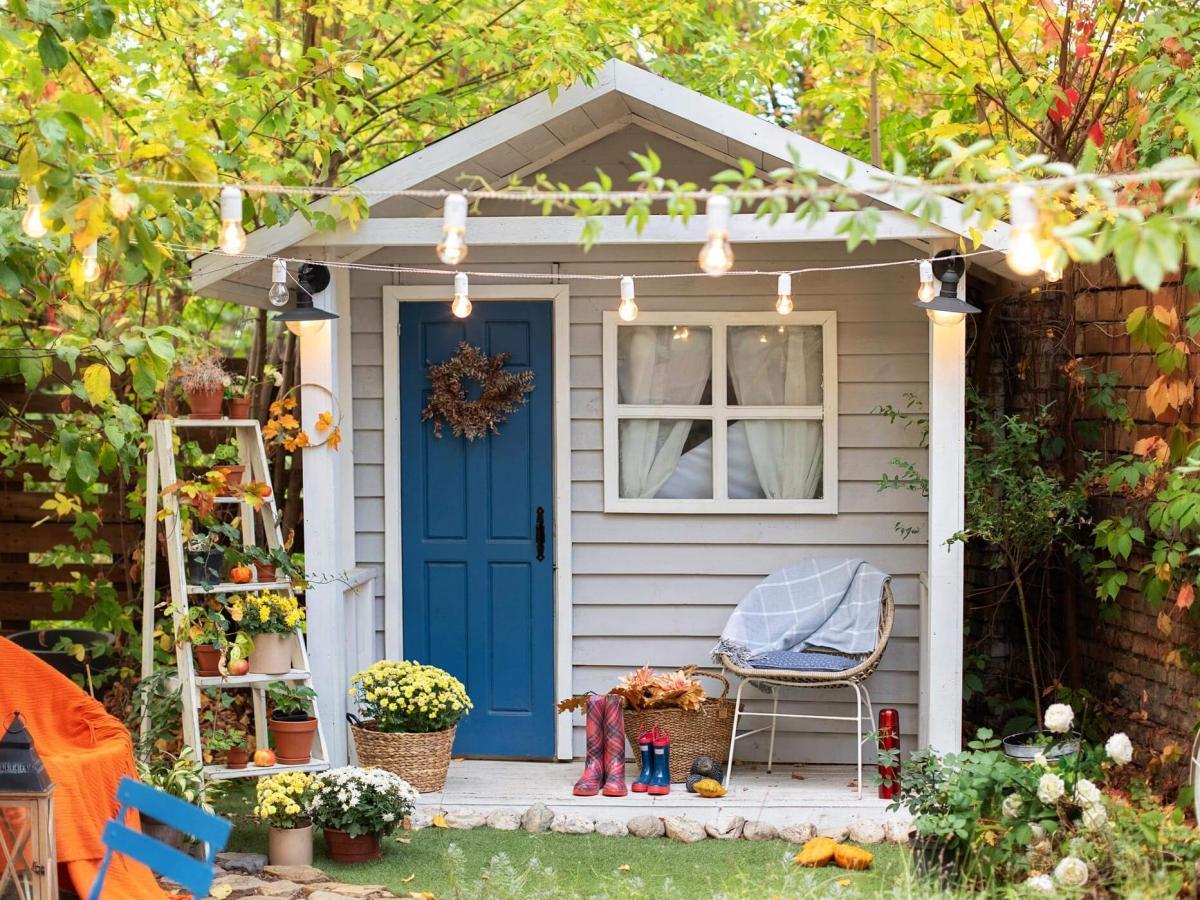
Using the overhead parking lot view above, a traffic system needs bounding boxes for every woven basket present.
[348,718,456,793]
[622,671,737,783]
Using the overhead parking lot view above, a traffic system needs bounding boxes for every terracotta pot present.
[268,823,313,866]
[323,829,380,864]
[269,715,317,764]
[226,747,250,770]
[248,632,293,674]
[227,397,252,419]
[185,388,223,419]
[255,563,278,583]
[193,644,222,676]
[214,464,245,488]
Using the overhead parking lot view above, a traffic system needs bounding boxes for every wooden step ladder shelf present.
[140,417,330,786]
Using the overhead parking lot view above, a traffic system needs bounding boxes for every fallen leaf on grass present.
[401,875,416,884]
[618,864,631,872]
[838,879,852,887]
[431,814,448,828]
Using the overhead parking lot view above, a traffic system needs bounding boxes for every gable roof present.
[192,59,1011,296]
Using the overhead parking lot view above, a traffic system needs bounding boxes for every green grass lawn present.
[217,783,925,898]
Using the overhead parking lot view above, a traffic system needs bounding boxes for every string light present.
[21,185,47,239]
[80,241,100,283]
[775,272,793,315]
[451,271,472,318]
[219,185,247,255]
[438,193,469,265]
[917,259,937,302]
[1006,185,1042,276]
[618,276,638,321]
[699,194,733,275]
[268,258,290,307]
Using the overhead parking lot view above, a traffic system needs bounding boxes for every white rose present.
[1037,772,1065,804]
[1105,732,1133,766]
[1054,856,1089,887]
[1081,802,1107,830]
[1025,874,1054,894]
[1074,778,1101,806]
[1032,752,1050,769]
[1001,793,1024,819]
[1043,703,1075,735]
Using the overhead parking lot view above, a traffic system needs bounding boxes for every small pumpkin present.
[833,843,874,871]
[692,777,726,798]
[795,837,838,867]
[230,563,253,584]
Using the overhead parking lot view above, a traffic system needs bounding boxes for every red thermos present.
[878,708,900,799]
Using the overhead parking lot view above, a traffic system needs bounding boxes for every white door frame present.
[382,284,574,760]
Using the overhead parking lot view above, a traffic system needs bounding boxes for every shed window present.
[602,311,837,514]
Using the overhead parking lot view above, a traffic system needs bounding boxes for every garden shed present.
[191,59,1013,774]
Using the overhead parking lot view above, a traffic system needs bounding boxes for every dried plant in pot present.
[177,353,229,419]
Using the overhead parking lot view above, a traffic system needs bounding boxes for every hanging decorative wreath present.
[421,342,535,440]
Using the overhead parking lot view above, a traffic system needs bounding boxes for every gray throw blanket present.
[711,558,889,668]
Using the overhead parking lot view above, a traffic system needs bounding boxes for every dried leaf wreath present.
[421,341,535,440]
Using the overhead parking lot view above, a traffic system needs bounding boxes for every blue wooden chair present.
[87,776,232,900]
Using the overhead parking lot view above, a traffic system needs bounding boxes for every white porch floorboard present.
[416,760,909,830]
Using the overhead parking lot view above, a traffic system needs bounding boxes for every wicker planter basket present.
[348,717,456,793]
[622,671,737,783]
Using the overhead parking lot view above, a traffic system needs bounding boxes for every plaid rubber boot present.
[572,694,605,796]
[601,694,628,797]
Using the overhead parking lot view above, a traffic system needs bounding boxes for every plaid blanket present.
[711,558,889,668]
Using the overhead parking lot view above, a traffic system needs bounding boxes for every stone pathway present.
[195,855,402,900]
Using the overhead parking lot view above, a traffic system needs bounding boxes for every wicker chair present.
[718,582,894,797]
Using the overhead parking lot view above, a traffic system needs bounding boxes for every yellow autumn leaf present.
[431,814,448,829]
[344,62,364,80]
[618,864,631,872]
[1157,610,1173,637]
[82,363,112,405]
[210,885,233,900]
[837,879,852,887]
[315,410,334,432]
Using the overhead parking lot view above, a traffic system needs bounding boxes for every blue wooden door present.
[399,301,555,758]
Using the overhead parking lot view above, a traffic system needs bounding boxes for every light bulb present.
[776,273,793,315]
[927,309,966,327]
[268,259,290,307]
[81,241,100,283]
[22,185,47,239]
[438,193,469,265]
[286,319,326,337]
[618,275,638,321]
[219,185,247,254]
[699,194,733,275]
[1042,252,1065,283]
[1006,185,1042,276]
[451,271,471,318]
[917,260,937,302]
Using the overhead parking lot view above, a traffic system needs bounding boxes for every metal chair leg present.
[723,679,748,788]
[861,681,875,742]
[766,693,780,773]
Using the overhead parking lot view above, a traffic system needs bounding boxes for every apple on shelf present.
[255,748,277,767]
[228,657,250,676]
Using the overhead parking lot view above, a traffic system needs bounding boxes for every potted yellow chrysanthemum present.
[231,591,305,674]
[347,660,472,792]
[254,771,315,866]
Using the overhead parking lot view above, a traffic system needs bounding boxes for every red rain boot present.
[573,694,605,796]
[601,694,628,797]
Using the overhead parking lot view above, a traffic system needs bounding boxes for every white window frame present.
[602,310,838,514]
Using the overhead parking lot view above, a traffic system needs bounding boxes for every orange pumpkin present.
[230,563,253,584]
[795,837,838,867]
[833,843,874,871]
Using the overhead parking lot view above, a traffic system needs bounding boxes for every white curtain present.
[727,326,824,499]
[618,326,712,498]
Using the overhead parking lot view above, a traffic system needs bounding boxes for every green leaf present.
[81,364,112,405]
[73,449,99,486]
[37,25,69,71]
[17,141,39,183]
[19,355,46,390]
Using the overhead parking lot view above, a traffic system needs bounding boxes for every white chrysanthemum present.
[1025,873,1054,894]
[1043,703,1075,734]
[1105,732,1133,766]
[1054,855,1089,887]
[1081,802,1107,830]
[1001,793,1024,819]
[1074,778,1101,806]
[1037,772,1065,804]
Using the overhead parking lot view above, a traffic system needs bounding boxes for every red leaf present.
[1066,87,1080,107]
[1177,583,1195,611]
[1075,41,1092,59]
[1088,120,1105,147]
[1163,36,1184,54]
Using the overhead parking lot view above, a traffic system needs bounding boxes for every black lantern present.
[913,250,981,326]
[0,712,57,899]
[273,263,339,336]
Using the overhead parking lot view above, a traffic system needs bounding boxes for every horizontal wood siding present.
[350,238,928,763]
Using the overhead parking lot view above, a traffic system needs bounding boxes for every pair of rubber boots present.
[573,694,629,796]
[631,724,671,795]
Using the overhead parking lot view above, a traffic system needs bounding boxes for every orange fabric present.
[0,636,172,900]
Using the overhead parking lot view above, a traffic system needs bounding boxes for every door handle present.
[535,506,545,562]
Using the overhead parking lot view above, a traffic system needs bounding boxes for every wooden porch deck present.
[415,760,909,830]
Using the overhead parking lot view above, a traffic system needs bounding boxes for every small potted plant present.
[177,353,229,419]
[226,372,258,419]
[185,531,225,586]
[231,591,305,674]
[255,771,316,865]
[209,727,250,769]
[210,441,246,489]
[243,543,298,584]
[134,748,214,849]
[178,605,229,676]
[267,682,319,764]
[347,660,472,792]
[310,767,416,864]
